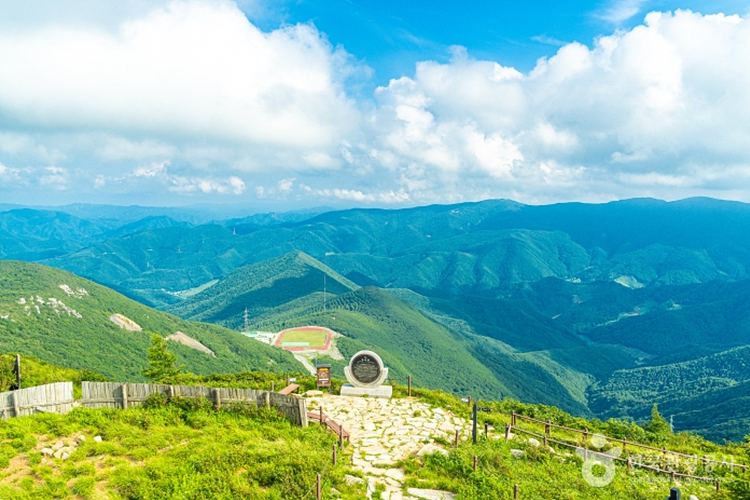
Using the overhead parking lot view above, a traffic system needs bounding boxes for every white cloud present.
[38,166,68,189]
[228,176,246,194]
[597,0,649,24]
[278,178,295,193]
[0,0,359,166]
[3,5,750,205]
[133,161,168,178]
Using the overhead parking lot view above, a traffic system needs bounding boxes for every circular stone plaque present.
[344,350,389,388]
[350,353,381,384]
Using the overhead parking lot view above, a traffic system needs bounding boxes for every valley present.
[2,198,750,443]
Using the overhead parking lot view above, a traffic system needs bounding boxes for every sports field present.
[275,326,332,351]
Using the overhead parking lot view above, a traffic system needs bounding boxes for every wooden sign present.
[316,364,331,387]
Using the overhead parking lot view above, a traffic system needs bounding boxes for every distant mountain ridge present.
[5,197,750,440]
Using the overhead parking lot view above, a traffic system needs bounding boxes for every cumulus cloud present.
[0,0,359,167]
[2,4,750,206]
[364,9,750,203]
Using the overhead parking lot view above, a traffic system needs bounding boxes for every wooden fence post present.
[511,411,516,426]
[670,471,675,483]
[264,391,270,408]
[505,423,511,441]
[316,473,321,500]
[169,385,175,399]
[11,391,20,417]
[338,423,344,448]
[271,381,275,393]
[545,421,550,435]
[333,443,337,465]
[319,406,324,425]
[627,458,631,474]
[408,375,412,397]
[473,455,477,472]
[214,388,222,409]
[716,479,720,492]
[14,354,21,390]
[121,383,129,410]
[467,395,472,407]
[543,434,548,448]
[514,484,519,499]
[455,429,460,448]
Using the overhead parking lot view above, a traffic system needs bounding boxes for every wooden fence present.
[80,382,308,427]
[0,383,75,419]
[0,382,308,427]
[510,411,746,472]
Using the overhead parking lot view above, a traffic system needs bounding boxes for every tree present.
[143,334,184,382]
[645,404,672,437]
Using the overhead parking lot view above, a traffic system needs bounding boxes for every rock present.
[304,390,324,397]
[40,448,53,457]
[61,452,70,460]
[76,435,86,443]
[94,436,103,443]
[528,438,540,447]
[385,468,405,481]
[510,449,524,458]
[344,474,365,485]
[406,488,457,500]
[689,496,700,500]
[52,440,64,451]
[417,443,449,457]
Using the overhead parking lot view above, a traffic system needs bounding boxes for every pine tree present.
[646,404,672,437]
[143,334,184,382]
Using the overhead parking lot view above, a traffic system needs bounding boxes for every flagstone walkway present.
[306,394,470,500]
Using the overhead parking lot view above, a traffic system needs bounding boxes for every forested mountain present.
[4,197,750,441]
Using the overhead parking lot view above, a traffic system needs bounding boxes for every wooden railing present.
[510,411,747,471]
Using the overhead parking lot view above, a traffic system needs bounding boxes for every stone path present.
[306,394,469,500]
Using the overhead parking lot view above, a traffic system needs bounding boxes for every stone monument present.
[340,350,392,398]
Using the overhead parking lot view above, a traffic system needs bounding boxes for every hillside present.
[0,261,302,381]
[166,251,358,329]
[250,286,594,414]
[8,198,750,441]
[589,345,750,441]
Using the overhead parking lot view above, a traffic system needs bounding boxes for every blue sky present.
[1,0,750,209]
[247,0,749,80]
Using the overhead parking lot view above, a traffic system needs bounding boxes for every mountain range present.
[3,197,750,440]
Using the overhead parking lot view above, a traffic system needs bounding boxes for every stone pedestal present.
[340,383,393,399]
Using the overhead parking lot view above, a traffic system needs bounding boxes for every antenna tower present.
[243,307,249,332]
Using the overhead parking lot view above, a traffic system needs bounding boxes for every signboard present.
[316,364,331,388]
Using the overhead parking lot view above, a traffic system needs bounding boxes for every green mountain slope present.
[250,286,592,414]
[166,251,358,329]
[0,260,302,381]
[589,345,750,440]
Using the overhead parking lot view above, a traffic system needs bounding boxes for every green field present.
[278,328,329,348]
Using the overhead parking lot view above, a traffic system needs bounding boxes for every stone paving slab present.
[308,395,468,499]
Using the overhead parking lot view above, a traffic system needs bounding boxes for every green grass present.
[0,397,363,500]
[278,328,329,348]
